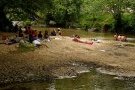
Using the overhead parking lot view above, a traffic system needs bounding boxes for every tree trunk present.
[113,12,123,34]
[0,7,13,32]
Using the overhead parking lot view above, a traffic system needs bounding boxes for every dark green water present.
[1,69,135,90]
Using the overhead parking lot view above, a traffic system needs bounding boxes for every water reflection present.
[1,70,135,90]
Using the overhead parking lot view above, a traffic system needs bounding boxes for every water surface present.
[1,69,135,90]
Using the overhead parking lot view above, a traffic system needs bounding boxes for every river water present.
[1,69,135,90]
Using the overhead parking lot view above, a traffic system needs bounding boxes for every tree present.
[0,0,51,31]
[126,0,135,33]
[79,0,105,29]
[104,0,124,33]
[102,0,135,33]
[46,0,82,28]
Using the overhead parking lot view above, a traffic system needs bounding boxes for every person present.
[120,35,127,41]
[25,25,32,35]
[33,39,41,47]
[29,31,34,43]
[31,30,37,40]
[38,31,43,39]
[75,34,80,38]
[114,33,118,41]
[57,28,62,35]
[44,31,49,39]
[114,34,127,42]
[33,30,38,37]
[51,29,56,36]
[72,35,93,45]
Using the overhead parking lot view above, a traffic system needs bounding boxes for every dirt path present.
[0,36,135,83]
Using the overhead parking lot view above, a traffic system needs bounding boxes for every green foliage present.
[18,41,35,52]
[0,0,52,21]
[0,0,53,31]
[1,0,135,34]
[44,0,82,27]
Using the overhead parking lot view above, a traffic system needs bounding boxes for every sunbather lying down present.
[72,36,93,45]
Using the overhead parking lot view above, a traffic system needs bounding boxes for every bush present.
[18,40,35,52]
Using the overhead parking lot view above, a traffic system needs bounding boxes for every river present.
[1,69,135,90]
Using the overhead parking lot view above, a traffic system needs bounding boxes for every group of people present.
[1,25,129,48]
[50,28,62,36]
[114,34,127,42]
[1,25,62,47]
[72,33,128,46]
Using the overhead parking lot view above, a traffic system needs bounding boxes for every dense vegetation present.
[0,0,135,34]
